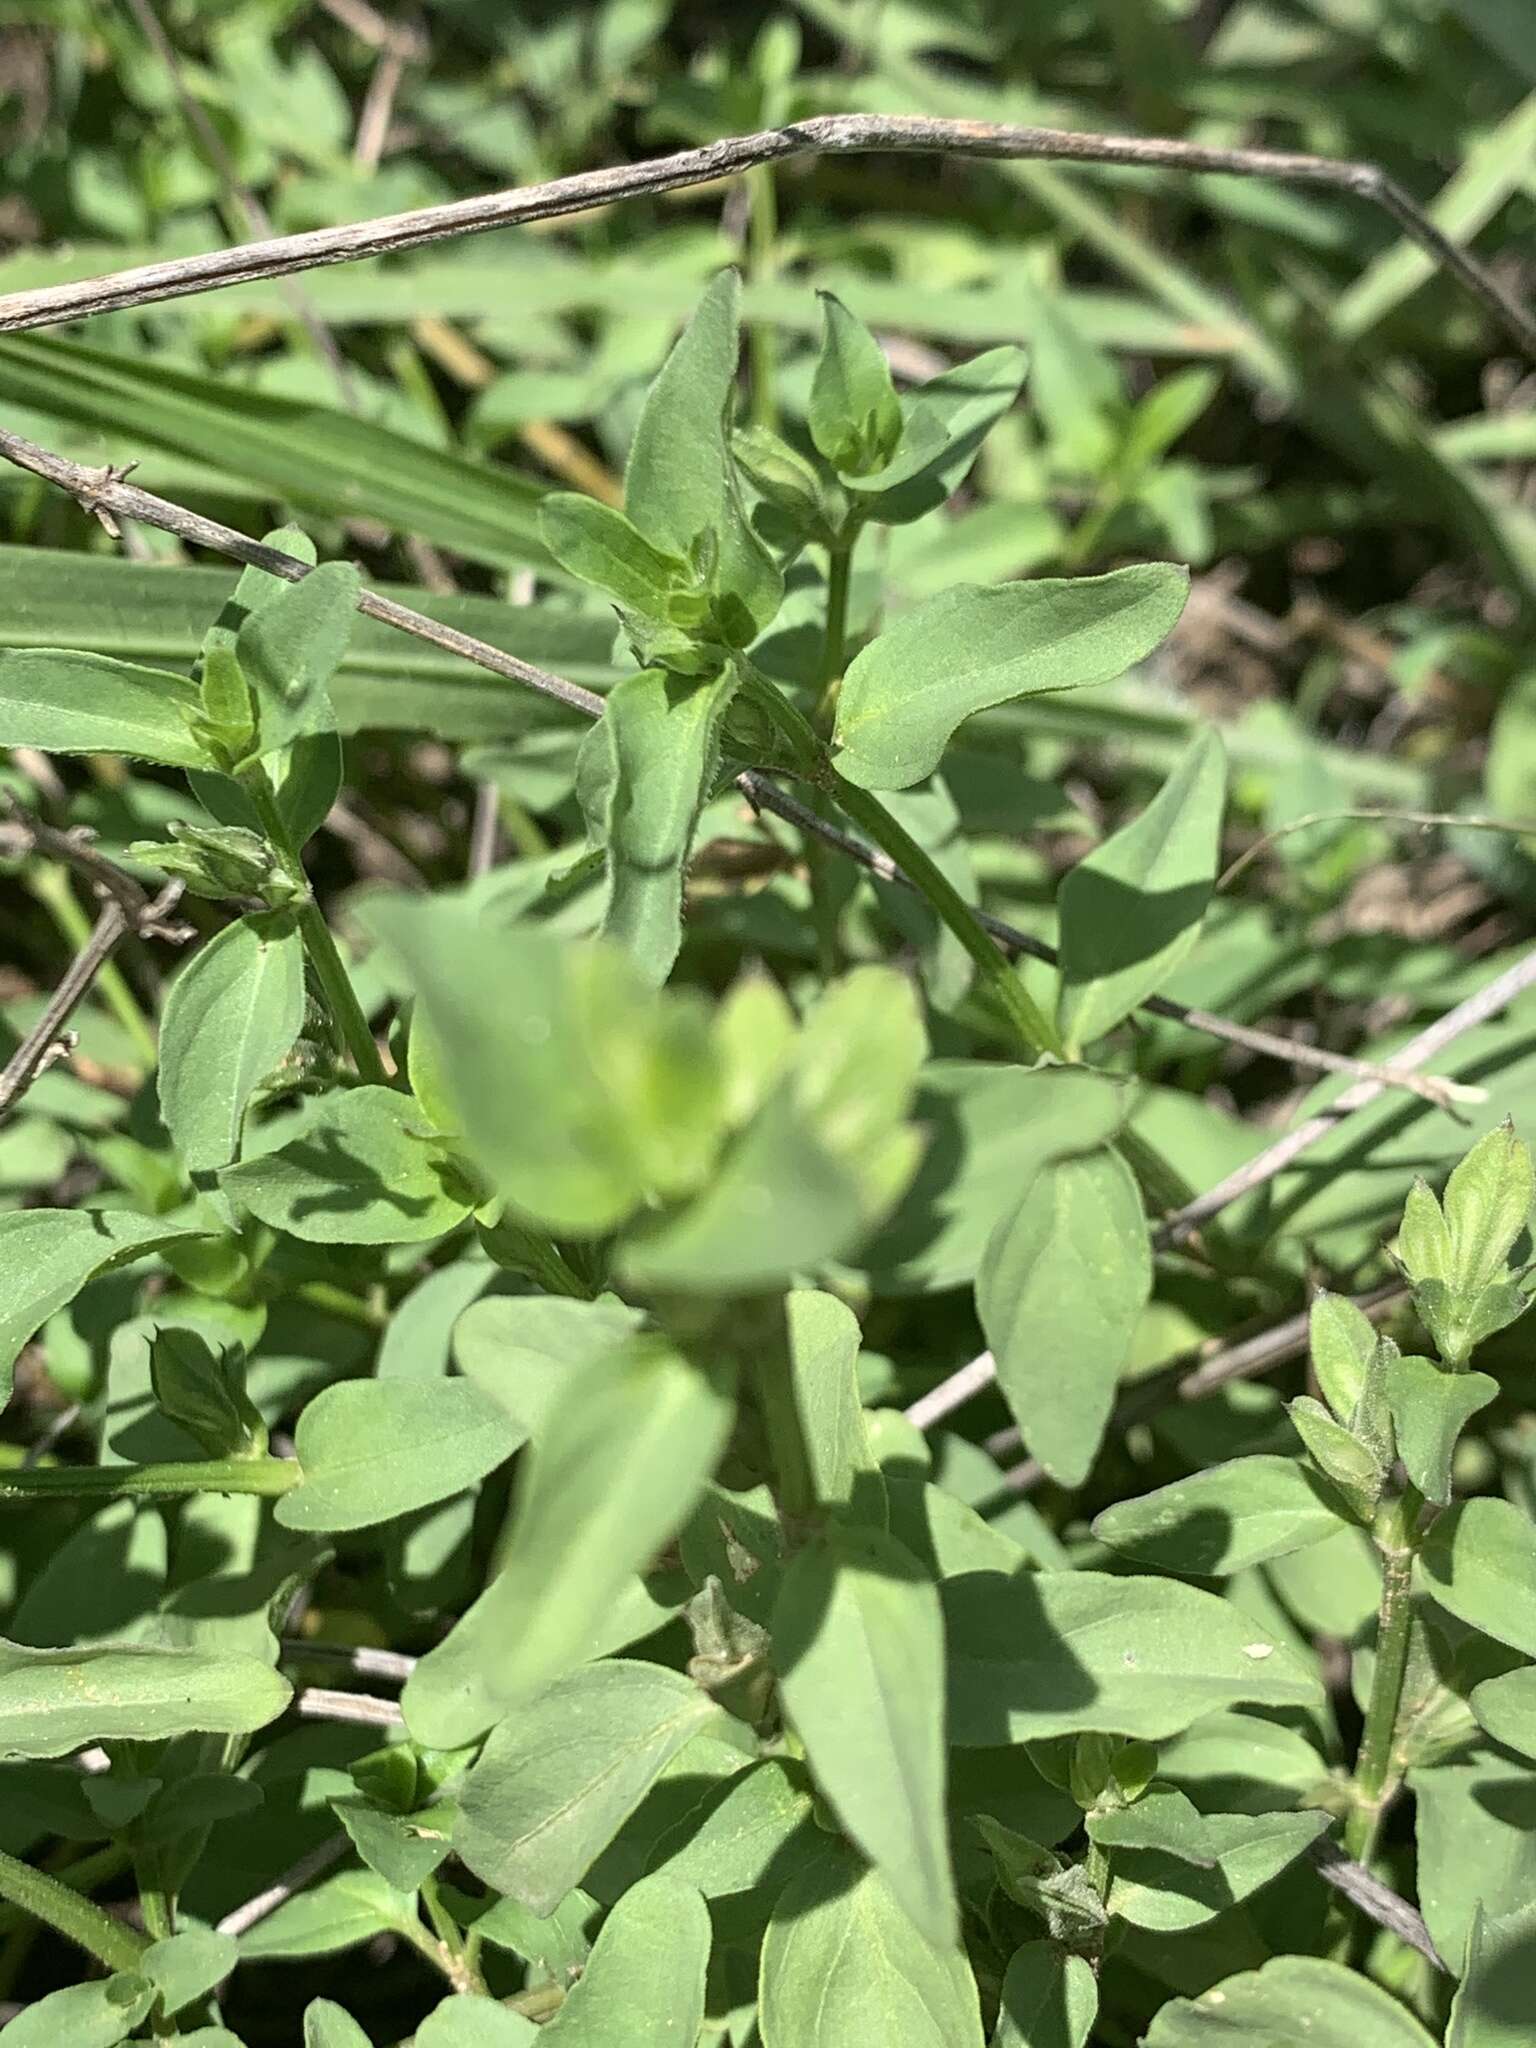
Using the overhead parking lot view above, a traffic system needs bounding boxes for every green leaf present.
[1098,1793,1330,1931]
[782,1288,881,1513]
[1470,1666,1536,1761]
[404,1339,733,1743]
[854,346,1029,526]
[539,497,688,614]
[977,1144,1151,1489]
[831,565,1188,791]
[1384,1354,1497,1505]
[1441,1120,1534,1297]
[759,1854,985,2048]
[275,1378,524,1533]
[0,648,204,765]
[329,1796,454,1894]
[303,2001,373,2048]
[141,1929,239,2018]
[864,1063,1128,1295]
[945,1570,1322,1743]
[1447,1899,1536,2048]
[1056,731,1226,1051]
[1421,1498,1536,1656]
[776,1525,955,1943]
[620,1086,866,1293]
[158,913,306,1175]
[1144,1956,1439,2046]
[647,1757,815,1898]
[625,271,740,557]
[417,1996,537,2045]
[1397,1177,1454,1290]
[991,1941,1097,2048]
[235,562,360,757]
[581,665,739,985]
[359,900,725,1237]
[1286,1396,1386,1519]
[454,1662,719,1915]
[150,1326,266,1461]
[1092,1456,1349,1575]
[540,1873,710,2046]
[0,1209,213,1408]
[1309,1291,1380,1422]
[0,1638,290,1759]
[808,291,903,476]
[241,1873,417,1962]
[222,1086,473,1245]
[454,1294,645,1439]
[0,1975,155,2048]
[1413,1757,1536,1967]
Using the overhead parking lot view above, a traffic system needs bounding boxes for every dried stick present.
[0,115,1530,360]
[0,421,1478,1112]
[0,880,191,1120]
[281,1639,416,1684]
[294,1686,404,1729]
[215,1835,349,1939]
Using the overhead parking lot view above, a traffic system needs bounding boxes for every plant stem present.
[29,865,158,1068]
[739,662,1063,1058]
[817,538,854,728]
[832,778,1063,1057]
[241,766,387,1085]
[745,165,779,431]
[0,1844,131,1939]
[1344,1489,1423,1863]
[0,1457,299,1505]
[0,1843,146,1974]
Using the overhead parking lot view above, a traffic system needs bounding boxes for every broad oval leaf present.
[541,1873,711,2046]
[0,1637,290,1759]
[1092,1455,1350,1576]
[539,497,686,614]
[0,1209,213,1408]
[1056,729,1226,1051]
[776,1524,956,1943]
[647,1757,815,1899]
[1420,1498,1536,1657]
[0,648,204,765]
[831,565,1188,791]
[141,1929,240,2019]
[993,1941,1097,2048]
[359,899,726,1237]
[808,291,902,475]
[222,1086,473,1245]
[783,1288,880,1513]
[404,1339,733,1744]
[581,665,739,985]
[1144,1955,1438,2047]
[0,1975,155,2048]
[1470,1666,1536,1762]
[759,1854,985,2048]
[241,1872,417,1962]
[854,345,1029,525]
[1385,1354,1497,1505]
[158,912,306,1175]
[977,1144,1150,1489]
[862,1062,1128,1295]
[1099,1794,1330,1931]
[236,560,359,757]
[275,1378,525,1533]
[454,1293,645,1439]
[303,2000,374,2048]
[454,1661,720,1915]
[417,1995,538,2044]
[944,1570,1322,1744]
[624,270,740,557]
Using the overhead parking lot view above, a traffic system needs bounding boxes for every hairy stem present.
[1344,1490,1423,1863]
[0,1843,147,1974]
[242,766,388,1085]
[0,1457,299,1505]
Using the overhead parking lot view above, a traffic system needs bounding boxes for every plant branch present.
[0,115,1529,361]
[0,1457,299,1504]
[0,1844,146,1974]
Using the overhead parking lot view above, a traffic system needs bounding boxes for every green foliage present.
[4,15,1536,2038]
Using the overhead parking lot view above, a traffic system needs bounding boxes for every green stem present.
[29,866,158,1068]
[0,1844,131,1939]
[0,1843,146,1974]
[1344,1490,1423,1864]
[242,767,387,1085]
[745,165,779,431]
[0,1457,299,1505]
[833,778,1063,1057]
[294,1279,388,1329]
[739,662,1062,1057]
[817,538,854,727]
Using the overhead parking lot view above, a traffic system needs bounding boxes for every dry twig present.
[0,115,1530,359]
